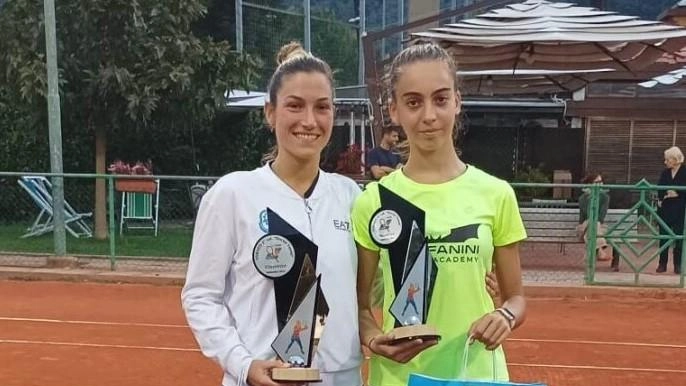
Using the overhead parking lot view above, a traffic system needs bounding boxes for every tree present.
[0,0,259,238]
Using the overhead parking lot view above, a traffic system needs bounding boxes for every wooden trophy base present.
[272,367,321,383]
[389,324,441,344]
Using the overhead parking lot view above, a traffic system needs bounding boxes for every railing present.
[1,172,684,287]
[0,172,219,270]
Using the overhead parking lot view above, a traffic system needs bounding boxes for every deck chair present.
[189,182,208,216]
[18,176,93,238]
[119,179,160,236]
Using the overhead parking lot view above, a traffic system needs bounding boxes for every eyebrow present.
[401,88,452,98]
[283,95,332,102]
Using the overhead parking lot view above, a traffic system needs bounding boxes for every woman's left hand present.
[467,311,512,350]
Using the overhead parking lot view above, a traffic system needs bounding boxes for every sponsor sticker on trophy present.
[252,208,328,383]
[370,185,440,343]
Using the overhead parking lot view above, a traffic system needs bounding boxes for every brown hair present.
[387,43,459,101]
[385,43,462,159]
[382,125,401,136]
[267,41,334,105]
[261,42,335,164]
[581,172,603,184]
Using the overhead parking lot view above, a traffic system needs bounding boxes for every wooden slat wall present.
[630,121,674,183]
[675,121,686,151]
[586,119,631,184]
[587,119,686,185]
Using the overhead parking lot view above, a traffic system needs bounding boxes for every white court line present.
[509,363,686,374]
[510,338,686,349]
[3,338,686,375]
[4,317,685,350]
[0,316,187,328]
[0,339,200,352]
[3,339,686,375]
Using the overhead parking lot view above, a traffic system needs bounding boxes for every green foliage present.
[312,11,359,87]
[242,4,358,88]
[0,0,262,174]
[0,223,192,257]
[513,165,551,199]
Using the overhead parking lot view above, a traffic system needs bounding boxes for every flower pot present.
[115,178,156,194]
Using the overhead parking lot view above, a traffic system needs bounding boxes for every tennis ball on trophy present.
[288,356,305,367]
[404,315,421,326]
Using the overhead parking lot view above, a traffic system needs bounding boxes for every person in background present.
[367,126,402,180]
[577,172,620,271]
[656,146,686,274]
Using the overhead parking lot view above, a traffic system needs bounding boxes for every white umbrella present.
[409,0,686,94]
[225,90,268,112]
[639,66,686,88]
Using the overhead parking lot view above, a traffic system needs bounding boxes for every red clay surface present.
[1,280,685,386]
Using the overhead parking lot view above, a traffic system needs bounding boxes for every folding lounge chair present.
[119,179,160,236]
[18,176,93,238]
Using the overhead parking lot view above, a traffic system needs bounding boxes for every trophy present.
[369,185,440,343]
[252,208,328,382]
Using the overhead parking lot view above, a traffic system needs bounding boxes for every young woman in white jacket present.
[181,42,362,386]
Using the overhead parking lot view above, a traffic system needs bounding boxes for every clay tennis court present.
[1,280,684,386]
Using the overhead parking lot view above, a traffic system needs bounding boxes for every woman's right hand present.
[368,332,438,363]
[246,359,293,386]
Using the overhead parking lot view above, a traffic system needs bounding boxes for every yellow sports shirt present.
[352,166,527,386]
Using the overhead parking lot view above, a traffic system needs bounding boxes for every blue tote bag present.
[407,338,546,386]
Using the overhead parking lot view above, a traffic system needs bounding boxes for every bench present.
[520,207,638,253]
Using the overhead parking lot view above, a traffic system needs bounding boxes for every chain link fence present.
[1,172,684,287]
[242,0,359,89]
[0,173,218,273]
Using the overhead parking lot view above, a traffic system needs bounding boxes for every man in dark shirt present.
[367,126,402,180]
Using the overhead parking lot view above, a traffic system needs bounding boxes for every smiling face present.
[389,60,461,154]
[265,71,334,163]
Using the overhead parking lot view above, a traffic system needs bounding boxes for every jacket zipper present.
[304,199,314,241]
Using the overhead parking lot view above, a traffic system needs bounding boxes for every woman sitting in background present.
[578,172,620,271]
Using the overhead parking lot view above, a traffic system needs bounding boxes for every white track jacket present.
[181,165,362,386]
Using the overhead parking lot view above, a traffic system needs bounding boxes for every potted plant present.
[513,164,551,201]
[335,144,364,177]
[108,160,156,193]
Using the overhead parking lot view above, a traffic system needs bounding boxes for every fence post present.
[107,175,116,270]
[584,183,600,284]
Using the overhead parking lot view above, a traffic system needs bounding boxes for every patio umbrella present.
[639,65,686,88]
[225,90,268,112]
[409,0,686,94]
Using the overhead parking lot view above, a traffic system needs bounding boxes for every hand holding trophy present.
[369,185,440,344]
[252,208,328,383]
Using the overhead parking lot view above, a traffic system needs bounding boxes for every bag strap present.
[457,335,498,381]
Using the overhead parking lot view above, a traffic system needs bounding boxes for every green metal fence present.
[0,172,218,272]
[512,180,685,288]
[1,172,684,287]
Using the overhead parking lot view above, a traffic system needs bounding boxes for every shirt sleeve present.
[351,184,381,252]
[658,169,669,200]
[181,183,253,385]
[578,193,589,224]
[493,182,527,247]
[598,192,609,223]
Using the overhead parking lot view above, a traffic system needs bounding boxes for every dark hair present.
[382,126,400,136]
[387,43,459,100]
[267,42,334,105]
[262,42,335,164]
[581,172,603,184]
